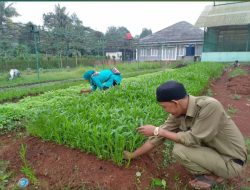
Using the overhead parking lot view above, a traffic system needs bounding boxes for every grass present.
[0,62,225,165]
[0,61,169,103]
[227,104,237,116]
[0,61,166,88]
[0,80,83,103]
[150,178,167,190]
[231,93,241,100]
[19,144,39,185]
[228,68,248,78]
[162,141,174,167]
[0,160,12,190]
[0,67,83,88]
[206,88,213,97]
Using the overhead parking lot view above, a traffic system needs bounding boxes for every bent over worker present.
[9,69,21,80]
[80,68,122,93]
[124,80,247,190]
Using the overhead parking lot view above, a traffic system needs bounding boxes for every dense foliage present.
[0,3,141,71]
[0,62,225,165]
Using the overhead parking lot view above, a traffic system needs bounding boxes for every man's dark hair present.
[156,80,187,102]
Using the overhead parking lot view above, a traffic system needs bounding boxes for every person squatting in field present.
[80,67,122,93]
[124,80,247,190]
[9,69,21,80]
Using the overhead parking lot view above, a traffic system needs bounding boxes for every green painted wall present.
[201,52,250,62]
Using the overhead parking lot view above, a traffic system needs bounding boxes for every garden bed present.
[1,64,249,190]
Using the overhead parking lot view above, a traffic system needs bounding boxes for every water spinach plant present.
[0,62,225,165]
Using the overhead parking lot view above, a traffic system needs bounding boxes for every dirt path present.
[211,65,250,137]
[0,65,249,190]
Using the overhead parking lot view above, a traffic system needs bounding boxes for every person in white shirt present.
[9,69,21,80]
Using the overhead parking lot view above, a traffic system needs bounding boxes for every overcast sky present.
[11,1,211,36]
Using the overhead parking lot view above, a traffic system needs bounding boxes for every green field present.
[0,62,225,165]
[0,61,170,103]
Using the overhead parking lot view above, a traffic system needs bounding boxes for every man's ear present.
[171,100,179,106]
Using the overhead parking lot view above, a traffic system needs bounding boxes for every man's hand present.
[137,125,156,136]
[123,151,134,160]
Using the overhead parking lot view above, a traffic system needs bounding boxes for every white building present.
[136,21,204,62]
[105,51,122,61]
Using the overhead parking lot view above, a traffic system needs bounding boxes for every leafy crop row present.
[0,62,165,103]
[21,62,224,165]
[0,62,225,165]
[0,80,82,103]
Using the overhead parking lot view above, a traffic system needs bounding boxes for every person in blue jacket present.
[80,68,122,93]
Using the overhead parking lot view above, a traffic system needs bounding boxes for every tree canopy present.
[0,3,139,64]
[0,2,19,27]
[139,28,152,39]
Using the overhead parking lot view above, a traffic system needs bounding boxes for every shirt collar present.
[186,95,198,118]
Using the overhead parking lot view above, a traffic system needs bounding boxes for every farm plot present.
[0,61,167,103]
[0,62,225,166]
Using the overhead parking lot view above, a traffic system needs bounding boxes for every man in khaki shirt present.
[124,80,247,189]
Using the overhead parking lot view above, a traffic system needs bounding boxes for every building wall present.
[203,25,250,52]
[195,44,203,56]
[106,52,122,60]
[136,42,203,61]
[137,47,161,61]
[201,52,250,62]
[201,25,250,62]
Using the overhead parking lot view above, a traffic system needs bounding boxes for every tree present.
[0,2,19,27]
[139,28,152,38]
[43,4,71,30]
[105,26,130,50]
[13,44,30,59]
[70,13,82,27]
[17,22,34,52]
[105,26,129,41]
[0,2,19,43]
[0,2,20,69]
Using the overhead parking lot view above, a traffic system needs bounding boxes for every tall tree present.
[105,26,130,50]
[0,2,20,63]
[70,13,82,27]
[139,28,152,38]
[41,4,105,57]
[43,4,71,30]
[0,2,19,27]
[17,22,34,52]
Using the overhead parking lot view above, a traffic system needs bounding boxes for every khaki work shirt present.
[149,95,247,162]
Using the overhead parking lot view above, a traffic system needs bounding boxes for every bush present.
[0,55,98,71]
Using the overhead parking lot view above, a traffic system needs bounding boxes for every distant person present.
[233,60,240,68]
[9,69,21,80]
[80,67,122,93]
[124,80,247,190]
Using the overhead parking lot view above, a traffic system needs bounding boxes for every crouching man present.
[124,80,247,190]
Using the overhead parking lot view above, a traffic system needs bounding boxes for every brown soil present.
[0,65,250,190]
[211,65,250,137]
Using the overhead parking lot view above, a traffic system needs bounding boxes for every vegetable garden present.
[0,62,224,166]
[0,61,166,103]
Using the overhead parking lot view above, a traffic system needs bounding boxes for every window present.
[179,47,185,56]
[151,48,158,56]
[147,49,151,56]
[140,49,145,56]
[162,47,176,60]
